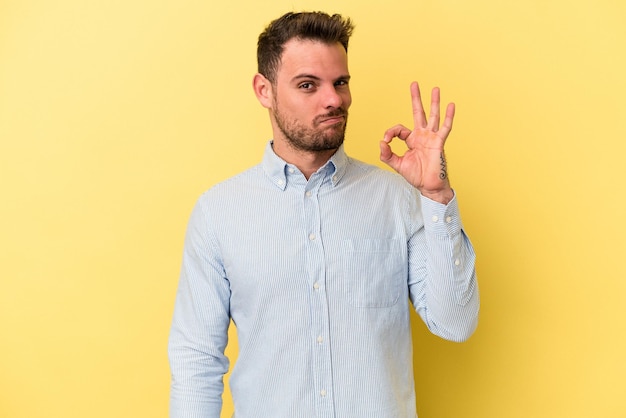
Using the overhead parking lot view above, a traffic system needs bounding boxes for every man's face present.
[270,38,352,152]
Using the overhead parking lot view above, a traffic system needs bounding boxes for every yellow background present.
[1,0,625,417]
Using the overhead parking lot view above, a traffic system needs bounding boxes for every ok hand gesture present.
[379,82,455,204]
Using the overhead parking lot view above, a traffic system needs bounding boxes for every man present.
[169,11,479,418]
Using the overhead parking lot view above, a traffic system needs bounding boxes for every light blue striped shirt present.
[168,141,479,418]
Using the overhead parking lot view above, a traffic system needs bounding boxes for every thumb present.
[379,140,401,172]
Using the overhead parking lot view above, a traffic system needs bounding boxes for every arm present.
[381,82,479,340]
[168,197,231,418]
[408,191,479,342]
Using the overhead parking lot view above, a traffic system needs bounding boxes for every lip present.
[318,116,345,125]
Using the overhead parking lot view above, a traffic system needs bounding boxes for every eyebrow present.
[291,73,351,83]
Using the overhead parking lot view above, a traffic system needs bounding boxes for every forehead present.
[277,38,349,81]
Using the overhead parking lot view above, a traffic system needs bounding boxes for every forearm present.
[168,272,230,418]
[409,192,480,342]
[169,353,225,418]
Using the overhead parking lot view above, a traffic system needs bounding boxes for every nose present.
[322,85,344,109]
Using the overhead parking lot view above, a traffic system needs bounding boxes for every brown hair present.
[257,11,354,83]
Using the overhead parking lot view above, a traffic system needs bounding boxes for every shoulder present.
[202,164,263,196]
[343,157,421,214]
[189,164,265,216]
[345,156,413,190]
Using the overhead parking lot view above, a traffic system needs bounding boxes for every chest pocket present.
[342,238,405,308]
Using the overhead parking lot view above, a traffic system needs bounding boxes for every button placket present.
[302,175,334,415]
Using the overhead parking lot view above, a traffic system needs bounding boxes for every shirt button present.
[320,389,327,397]
[313,282,320,290]
[432,215,439,222]
[288,167,295,174]
[317,335,323,344]
[309,233,316,241]
[277,179,284,186]
[446,216,452,223]
[454,259,461,266]
[305,191,312,197]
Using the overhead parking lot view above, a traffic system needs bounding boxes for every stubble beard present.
[273,106,348,153]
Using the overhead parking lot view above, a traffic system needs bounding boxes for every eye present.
[299,82,315,90]
[334,79,349,87]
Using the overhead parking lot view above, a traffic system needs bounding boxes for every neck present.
[271,139,337,179]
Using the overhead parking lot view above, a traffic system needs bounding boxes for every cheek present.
[343,91,352,109]
[341,89,352,109]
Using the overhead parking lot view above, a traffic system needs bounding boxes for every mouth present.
[319,116,344,124]
[316,113,346,126]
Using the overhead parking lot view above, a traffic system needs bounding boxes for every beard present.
[273,106,348,153]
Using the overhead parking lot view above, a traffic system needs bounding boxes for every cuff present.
[420,191,464,236]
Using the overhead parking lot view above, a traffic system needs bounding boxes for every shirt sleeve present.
[168,195,231,418]
[407,190,480,342]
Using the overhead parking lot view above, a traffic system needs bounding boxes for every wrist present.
[420,187,454,205]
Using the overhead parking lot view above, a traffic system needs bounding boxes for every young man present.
[169,11,479,418]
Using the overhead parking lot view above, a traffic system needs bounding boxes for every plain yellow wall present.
[1,0,625,417]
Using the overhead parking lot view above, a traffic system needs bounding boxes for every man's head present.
[254,12,355,155]
[257,12,354,84]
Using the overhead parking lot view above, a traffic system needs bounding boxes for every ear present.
[253,73,273,109]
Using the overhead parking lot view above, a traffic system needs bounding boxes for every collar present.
[262,140,349,190]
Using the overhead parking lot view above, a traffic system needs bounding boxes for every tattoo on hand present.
[439,153,448,180]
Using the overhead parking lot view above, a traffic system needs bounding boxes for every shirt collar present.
[262,140,349,190]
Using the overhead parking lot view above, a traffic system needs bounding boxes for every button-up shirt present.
[168,141,479,418]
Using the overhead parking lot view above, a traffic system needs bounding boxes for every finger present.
[411,82,427,129]
[438,102,456,140]
[382,124,412,143]
[428,87,441,132]
[379,140,402,172]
